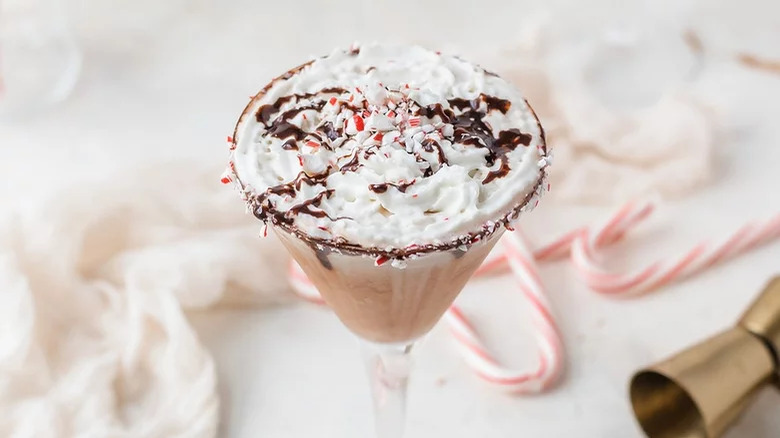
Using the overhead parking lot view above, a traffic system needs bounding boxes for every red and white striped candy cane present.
[445,206,658,392]
[570,201,780,296]
[445,231,563,393]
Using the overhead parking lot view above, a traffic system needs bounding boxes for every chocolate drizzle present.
[257,95,295,125]
[275,102,326,124]
[287,189,334,219]
[293,170,329,190]
[269,122,307,141]
[482,129,533,183]
[447,97,471,112]
[256,88,343,126]
[339,153,362,173]
[421,138,447,165]
[314,247,334,270]
[368,180,416,194]
[415,95,528,178]
[254,87,352,158]
[442,95,535,181]
[418,103,453,122]
[482,159,511,184]
[496,128,532,148]
[281,139,298,150]
[482,95,512,114]
[448,93,512,114]
[253,170,332,224]
[451,110,495,160]
[267,184,296,197]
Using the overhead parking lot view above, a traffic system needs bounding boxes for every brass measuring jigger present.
[630,276,780,438]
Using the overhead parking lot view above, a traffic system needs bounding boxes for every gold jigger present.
[739,276,780,383]
[630,276,780,438]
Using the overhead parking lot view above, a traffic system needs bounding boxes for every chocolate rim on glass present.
[225,45,549,438]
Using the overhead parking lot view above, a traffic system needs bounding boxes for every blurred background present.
[1,0,779,437]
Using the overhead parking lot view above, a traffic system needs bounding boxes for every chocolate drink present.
[226,44,549,343]
[276,227,503,342]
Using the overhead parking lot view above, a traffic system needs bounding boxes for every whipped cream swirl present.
[229,44,549,253]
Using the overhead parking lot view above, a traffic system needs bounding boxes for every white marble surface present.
[1,0,780,436]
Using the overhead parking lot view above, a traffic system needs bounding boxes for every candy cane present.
[571,201,780,296]
[445,231,563,393]
[445,206,658,392]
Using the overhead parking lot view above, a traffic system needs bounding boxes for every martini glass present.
[228,44,549,438]
[274,224,506,438]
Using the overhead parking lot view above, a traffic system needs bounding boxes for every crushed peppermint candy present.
[353,114,365,131]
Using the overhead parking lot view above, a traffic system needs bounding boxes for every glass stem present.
[361,341,416,438]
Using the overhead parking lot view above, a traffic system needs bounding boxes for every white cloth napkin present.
[476,18,715,204]
[0,163,289,437]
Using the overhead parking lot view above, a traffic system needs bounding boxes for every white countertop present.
[2,0,779,436]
